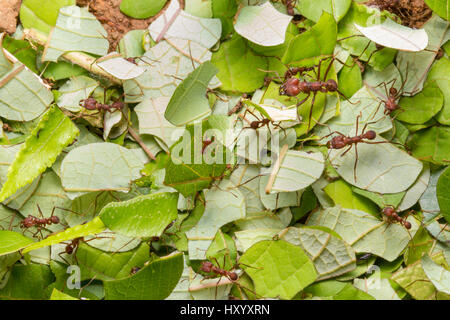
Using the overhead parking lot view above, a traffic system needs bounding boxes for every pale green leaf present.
[297,0,351,22]
[353,277,400,300]
[60,143,145,199]
[0,63,53,121]
[97,53,146,80]
[280,226,356,280]
[398,164,430,211]
[56,75,98,112]
[234,2,292,46]
[43,6,109,62]
[355,18,428,51]
[262,150,325,193]
[329,137,423,193]
[186,179,246,259]
[422,254,450,294]
[148,0,221,49]
[307,206,419,261]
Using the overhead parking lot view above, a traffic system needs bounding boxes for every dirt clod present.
[366,0,432,28]
[76,0,170,51]
[0,0,21,34]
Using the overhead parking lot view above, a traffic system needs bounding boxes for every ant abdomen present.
[363,130,376,140]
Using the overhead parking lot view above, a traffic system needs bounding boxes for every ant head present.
[325,79,338,91]
[389,87,398,96]
[65,246,74,255]
[364,130,376,140]
[111,101,125,110]
[229,272,238,281]
[50,216,60,224]
[382,207,395,217]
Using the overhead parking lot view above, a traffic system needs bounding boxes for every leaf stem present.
[23,28,122,85]
[127,125,157,161]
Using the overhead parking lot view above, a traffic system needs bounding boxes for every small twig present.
[23,28,122,85]
[265,144,289,194]
[188,277,233,292]
[127,125,156,161]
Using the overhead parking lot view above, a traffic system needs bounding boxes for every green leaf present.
[428,58,450,125]
[392,251,449,300]
[234,2,293,46]
[50,288,79,300]
[422,254,450,294]
[0,231,35,256]
[20,0,76,34]
[22,216,106,254]
[206,229,237,271]
[437,166,450,223]
[42,61,88,81]
[164,122,228,197]
[0,62,53,121]
[120,0,167,19]
[118,30,146,58]
[282,11,337,64]
[186,180,245,259]
[0,106,79,202]
[280,226,356,280]
[424,0,450,20]
[76,242,150,281]
[239,240,318,299]
[324,179,378,214]
[165,61,216,126]
[0,264,54,300]
[395,83,444,124]
[211,34,268,93]
[338,56,362,99]
[211,0,238,37]
[104,252,184,300]
[303,280,375,300]
[42,6,109,62]
[297,0,351,23]
[3,36,38,73]
[351,187,406,209]
[408,126,450,165]
[99,192,178,238]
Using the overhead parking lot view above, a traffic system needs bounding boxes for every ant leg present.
[340,144,353,157]
[353,143,359,182]
[336,89,358,105]
[306,92,317,132]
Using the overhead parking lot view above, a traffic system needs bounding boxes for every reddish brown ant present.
[2,123,12,132]
[227,94,248,116]
[20,205,61,238]
[372,68,416,117]
[382,206,412,229]
[80,97,125,113]
[284,0,297,15]
[200,260,239,281]
[324,114,400,181]
[280,57,355,131]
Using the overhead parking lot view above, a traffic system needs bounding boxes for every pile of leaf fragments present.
[0,0,448,300]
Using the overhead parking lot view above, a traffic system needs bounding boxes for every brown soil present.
[366,0,432,28]
[0,0,21,34]
[76,0,174,51]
